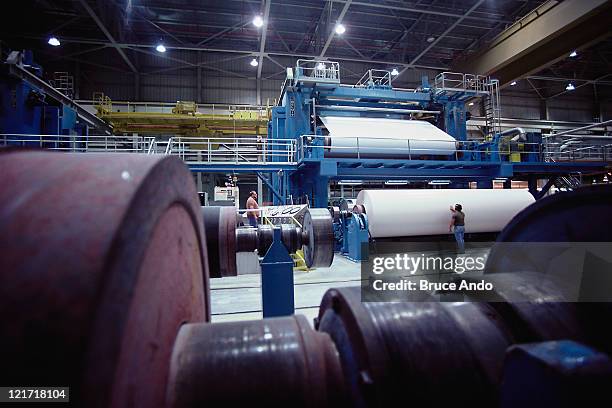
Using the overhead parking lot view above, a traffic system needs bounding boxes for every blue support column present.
[260,227,295,317]
[477,179,493,189]
[501,341,612,408]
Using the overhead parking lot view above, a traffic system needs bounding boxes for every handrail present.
[164,137,174,155]
[2,133,609,164]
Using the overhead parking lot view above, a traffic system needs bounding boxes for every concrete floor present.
[210,254,362,325]
[211,245,492,325]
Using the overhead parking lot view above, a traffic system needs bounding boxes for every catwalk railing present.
[0,134,297,165]
[1,134,610,165]
[297,135,612,163]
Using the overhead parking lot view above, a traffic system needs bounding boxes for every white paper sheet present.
[356,189,535,238]
[321,116,456,157]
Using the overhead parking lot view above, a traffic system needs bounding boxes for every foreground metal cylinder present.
[315,273,597,407]
[201,206,237,277]
[0,150,209,407]
[167,315,347,407]
[233,207,334,268]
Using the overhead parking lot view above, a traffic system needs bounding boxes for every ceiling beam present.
[341,37,366,59]
[547,73,612,99]
[197,21,249,47]
[410,0,485,65]
[334,0,508,22]
[455,0,612,86]
[76,0,138,73]
[256,0,272,79]
[23,35,449,71]
[320,0,352,58]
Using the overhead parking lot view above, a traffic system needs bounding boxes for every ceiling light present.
[335,24,346,35]
[468,102,474,106]
[566,83,575,91]
[385,180,408,185]
[48,37,61,47]
[155,44,166,53]
[510,81,517,86]
[250,58,259,67]
[569,50,578,58]
[427,36,435,43]
[391,68,399,76]
[253,15,264,28]
[428,180,451,185]
[317,62,326,69]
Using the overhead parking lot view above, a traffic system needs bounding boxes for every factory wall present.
[75,57,610,123]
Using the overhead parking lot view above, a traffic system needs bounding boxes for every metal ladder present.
[554,174,582,190]
[483,78,502,140]
[50,72,75,99]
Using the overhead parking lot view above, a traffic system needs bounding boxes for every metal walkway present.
[2,132,610,177]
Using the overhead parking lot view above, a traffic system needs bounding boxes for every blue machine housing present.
[264,61,610,207]
[1,50,109,139]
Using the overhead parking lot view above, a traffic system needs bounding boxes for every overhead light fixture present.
[510,81,517,86]
[468,102,474,106]
[566,83,575,91]
[385,180,408,185]
[428,180,451,185]
[427,36,435,43]
[155,44,166,53]
[48,37,61,47]
[335,24,346,35]
[338,180,362,185]
[391,68,399,76]
[317,62,326,69]
[250,58,259,67]
[253,15,264,28]
[569,50,578,58]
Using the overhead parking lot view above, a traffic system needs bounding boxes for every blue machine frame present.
[1,50,111,138]
[259,60,609,207]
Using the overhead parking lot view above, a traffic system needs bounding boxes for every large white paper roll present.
[321,116,456,157]
[356,189,535,238]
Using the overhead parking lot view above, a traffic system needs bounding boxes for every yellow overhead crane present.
[93,93,270,137]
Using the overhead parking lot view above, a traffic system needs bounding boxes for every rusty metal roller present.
[302,208,334,268]
[231,207,334,268]
[201,206,237,277]
[316,287,510,407]
[315,273,594,407]
[0,150,209,408]
[166,315,348,407]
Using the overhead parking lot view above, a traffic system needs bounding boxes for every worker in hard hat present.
[246,191,260,227]
[449,204,465,254]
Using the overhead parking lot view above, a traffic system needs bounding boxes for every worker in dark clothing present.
[449,204,465,253]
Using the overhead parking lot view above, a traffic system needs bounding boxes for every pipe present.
[315,105,440,115]
[544,119,612,138]
[497,127,526,142]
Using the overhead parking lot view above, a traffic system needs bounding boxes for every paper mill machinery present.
[1,150,611,407]
[0,50,111,137]
[259,60,610,260]
[264,60,610,206]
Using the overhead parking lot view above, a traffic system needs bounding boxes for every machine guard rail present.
[294,60,340,84]
[433,72,493,94]
[162,136,297,165]
[355,69,392,88]
[297,135,612,163]
[2,134,609,164]
[1,134,155,154]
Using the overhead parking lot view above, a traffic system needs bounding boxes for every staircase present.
[483,79,502,141]
[554,174,582,190]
